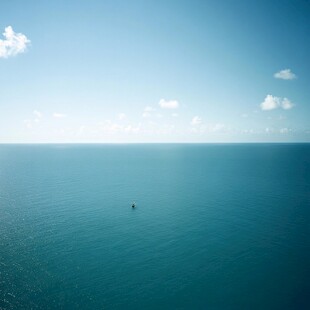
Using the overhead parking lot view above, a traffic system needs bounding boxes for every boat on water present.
[132,202,136,208]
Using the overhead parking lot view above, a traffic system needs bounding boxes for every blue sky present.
[0,0,309,143]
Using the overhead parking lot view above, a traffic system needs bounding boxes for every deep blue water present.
[0,144,309,309]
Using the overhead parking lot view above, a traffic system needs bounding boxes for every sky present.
[0,0,309,143]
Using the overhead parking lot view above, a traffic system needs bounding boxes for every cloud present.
[24,110,42,127]
[144,106,155,112]
[0,26,30,58]
[53,113,66,118]
[172,113,178,117]
[280,128,290,134]
[118,113,126,121]
[142,106,156,118]
[274,69,296,80]
[98,120,141,134]
[191,116,202,126]
[281,98,294,110]
[210,123,225,132]
[33,110,42,118]
[158,99,179,109]
[23,119,32,128]
[77,125,86,136]
[260,95,280,110]
[260,95,294,111]
[124,124,141,133]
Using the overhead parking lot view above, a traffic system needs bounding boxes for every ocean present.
[0,144,309,309]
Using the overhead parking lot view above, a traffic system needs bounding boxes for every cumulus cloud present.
[260,95,294,111]
[118,113,126,121]
[274,69,296,80]
[53,113,66,118]
[0,26,30,58]
[158,99,179,109]
[281,98,294,110]
[260,95,281,110]
[191,116,202,126]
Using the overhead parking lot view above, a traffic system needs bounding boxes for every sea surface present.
[0,144,309,309]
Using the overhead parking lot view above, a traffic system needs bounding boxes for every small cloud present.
[260,95,280,111]
[172,113,178,117]
[159,98,179,109]
[241,129,255,134]
[142,106,156,118]
[210,123,225,132]
[144,106,155,112]
[0,26,30,58]
[281,98,294,110]
[274,69,296,80]
[118,113,126,121]
[33,110,42,118]
[124,124,141,134]
[280,128,290,134]
[191,116,202,126]
[142,112,150,118]
[77,125,86,136]
[260,95,294,111]
[53,113,66,118]
[23,119,32,128]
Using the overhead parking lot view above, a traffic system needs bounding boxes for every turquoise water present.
[0,144,309,309]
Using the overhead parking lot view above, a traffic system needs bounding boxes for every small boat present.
[132,202,136,208]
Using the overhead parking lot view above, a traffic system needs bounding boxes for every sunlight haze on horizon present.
[1,0,309,143]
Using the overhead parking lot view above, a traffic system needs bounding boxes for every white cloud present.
[172,113,178,117]
[274,69,296,80]
[142,106,156,118]
[53,113,66,118]
[144,106,155,112]
[77,125,86,136]
[23,119,32,128]
[0,26,30,58]
[158,98,179,109]
[260,95,281,110]
[280,128,289,134]
[191,116,202,126]
[24,110,42,127]
[124,124,141,134]
[33,110,42,118]
[281,98,294,110]
[118,113,126,121]
[210,123,225,132]
[260,95,294,111]
[98,120,141,134]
